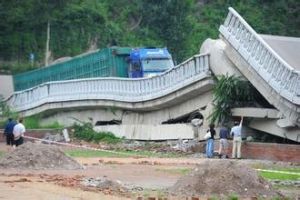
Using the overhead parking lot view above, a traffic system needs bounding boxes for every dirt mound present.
[169,160,281,198]
[0,142,82,170]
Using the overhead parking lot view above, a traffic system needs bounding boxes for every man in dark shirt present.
[206,124,216,158]
[218,125,229,158]
[4,118,16,146]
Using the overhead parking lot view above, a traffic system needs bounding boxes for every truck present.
[13,47,175,91]
[128,48,174,78]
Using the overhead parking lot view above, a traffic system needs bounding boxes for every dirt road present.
[0,159,194,199]
[0,175,127,200]
[0,142,299,199]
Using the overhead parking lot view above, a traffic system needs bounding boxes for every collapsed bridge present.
[4,8,300,142]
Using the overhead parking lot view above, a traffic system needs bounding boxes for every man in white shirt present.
[13,118,26,147]
[230,116,243,159]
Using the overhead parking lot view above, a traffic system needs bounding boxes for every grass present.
[40,121,63,129]
[266,168,300,173]
[155,167,192,175]
[227,194,239,200]
[65,149,183,158]
[252,164,300,181]
[253,165,300,180]
[65,149,130,158]
[251,163,300,173]
[259,171,300,181]
[0,151,5,158]
[134,188,167,200]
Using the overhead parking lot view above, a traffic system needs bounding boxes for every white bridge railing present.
[219,7,300,105]
[6,54,210,112]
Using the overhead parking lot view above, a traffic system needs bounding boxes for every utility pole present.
[45,20,50,67]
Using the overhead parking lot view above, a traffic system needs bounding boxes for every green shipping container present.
[13,47,132,91]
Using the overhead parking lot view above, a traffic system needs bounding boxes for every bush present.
[0,120,6,129]
[72,121,121,144]
[209,75,256,124]
[24,115,63,129]
[40,121,63,129]
[24,116,40,129]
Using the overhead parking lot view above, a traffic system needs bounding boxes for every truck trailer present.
[13,47,174,91]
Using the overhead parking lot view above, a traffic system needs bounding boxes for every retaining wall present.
[212,140,300,163]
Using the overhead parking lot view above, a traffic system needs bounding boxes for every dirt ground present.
[0,142,299,200]
[0,176,126,200]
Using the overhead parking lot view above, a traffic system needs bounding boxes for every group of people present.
[205,116,243,159]
[3,118,26,148]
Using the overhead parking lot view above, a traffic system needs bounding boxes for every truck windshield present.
[142,58,174,71]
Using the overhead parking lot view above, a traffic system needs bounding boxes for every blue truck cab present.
[128,48,174,78]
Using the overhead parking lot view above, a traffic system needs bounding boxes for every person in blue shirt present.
[230,116,243,159]
[4,118,16,146]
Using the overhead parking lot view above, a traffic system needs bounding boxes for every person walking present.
[206,124,216,158]
[230,116,243,159]
[4,118,16,147]
[13,118,26,147]
[218,124,229,158]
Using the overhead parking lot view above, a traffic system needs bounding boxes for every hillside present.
[0,0,299,74]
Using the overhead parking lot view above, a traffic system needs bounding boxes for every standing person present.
[218,124,229,158]
[230,116,243,159]
[13,118,26,147]
[206,124,216,158]
[4,118,16,147]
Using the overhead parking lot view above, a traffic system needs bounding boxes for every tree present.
[138,0,198,63]
[0,0,299,73]
[209,75,256,124]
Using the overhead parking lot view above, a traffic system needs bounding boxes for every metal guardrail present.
[219,7,300,105]
[6,54,211,112]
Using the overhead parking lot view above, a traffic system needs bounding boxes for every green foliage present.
[71,121,121,144]
[0,121,5,129]
[1,1,299,73]
[139,0,198,62]
[41,121,63,129]
[0,96,18,119]
[209,75,255,124]
[0,151,5,158]
[23,116,39,129]
[227,194,239,200]
[23,115,62,129]
[0,97,18,128]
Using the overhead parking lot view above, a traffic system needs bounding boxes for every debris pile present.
[80,177,131,197]
[81,177,128,192]
[43,132,65,143]
[169,160,282,198]
[0,142,82,170]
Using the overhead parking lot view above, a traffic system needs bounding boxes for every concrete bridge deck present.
[261,34,300,70]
